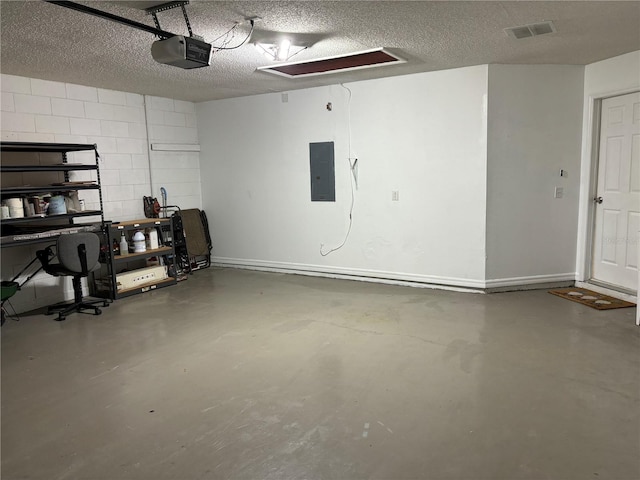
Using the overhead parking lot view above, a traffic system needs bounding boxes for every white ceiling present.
[1,1,639,102]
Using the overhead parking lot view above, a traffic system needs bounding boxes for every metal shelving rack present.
[0,142,105,247]
[94,217,178,300]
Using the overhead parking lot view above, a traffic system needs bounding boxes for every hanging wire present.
[320,84,357,257]
[210,22,238,43]
[216,23,236,49]
[211,19,255,51]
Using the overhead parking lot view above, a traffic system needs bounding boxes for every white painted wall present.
[145,96,202,209]
[575,50,640,283]
[485,65,585,286]
[5,51,628,307]
[0,74,201,313]
[197,65,489,287]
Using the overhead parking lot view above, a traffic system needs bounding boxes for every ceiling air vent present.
[505,21,556,39]
[257,48,405,78]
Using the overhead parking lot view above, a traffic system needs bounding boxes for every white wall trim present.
[214,257,577,292]
[576,86,640,283]
[576,93,601,283]
[213,256,486,292]
[585,86,640,102]
[151,143,201,152]
[484,273,576,288]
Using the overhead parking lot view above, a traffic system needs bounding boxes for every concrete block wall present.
[1,74,150,221]
[145,96,202,210]
[0,74,202,314]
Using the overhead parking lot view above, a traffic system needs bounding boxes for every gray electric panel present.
[309,142,335,202]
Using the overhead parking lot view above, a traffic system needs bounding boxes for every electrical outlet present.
[392,190,399,201]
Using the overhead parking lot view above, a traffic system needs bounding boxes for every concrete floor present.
[1,268,639,480]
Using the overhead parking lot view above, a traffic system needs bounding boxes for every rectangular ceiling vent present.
[257,48,405,79]
[505,21,556,39]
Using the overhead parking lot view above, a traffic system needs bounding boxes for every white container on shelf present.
[146,228,159,250]
[6,198,24,218]
[132,231,146,253]
[119,233,129,256]
[9,207,24,218]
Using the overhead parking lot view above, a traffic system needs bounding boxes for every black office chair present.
[36,232,110,321]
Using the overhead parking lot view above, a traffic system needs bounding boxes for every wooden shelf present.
[113,246,172,262]
[111,218,171,229]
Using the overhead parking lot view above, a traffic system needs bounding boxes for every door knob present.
[594,196,603,204]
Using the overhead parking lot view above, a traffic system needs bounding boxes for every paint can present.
[47,195,67,215]
[5,198,21,208]
[6,198,24,218]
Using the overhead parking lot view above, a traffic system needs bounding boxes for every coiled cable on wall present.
[320,84,357,257]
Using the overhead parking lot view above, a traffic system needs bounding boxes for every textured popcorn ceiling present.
[1,1,639,102]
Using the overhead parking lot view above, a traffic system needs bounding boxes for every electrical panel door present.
[309,142,335,202]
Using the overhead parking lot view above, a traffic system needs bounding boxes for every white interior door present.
[591,91,640,292]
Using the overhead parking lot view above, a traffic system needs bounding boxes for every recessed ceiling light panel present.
[257,48,405,78]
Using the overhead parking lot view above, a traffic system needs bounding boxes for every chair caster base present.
[47,298,109,322]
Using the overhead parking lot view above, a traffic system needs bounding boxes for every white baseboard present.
[484,273,576,289]
[213,257,485,293]
[212,257,577,293]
